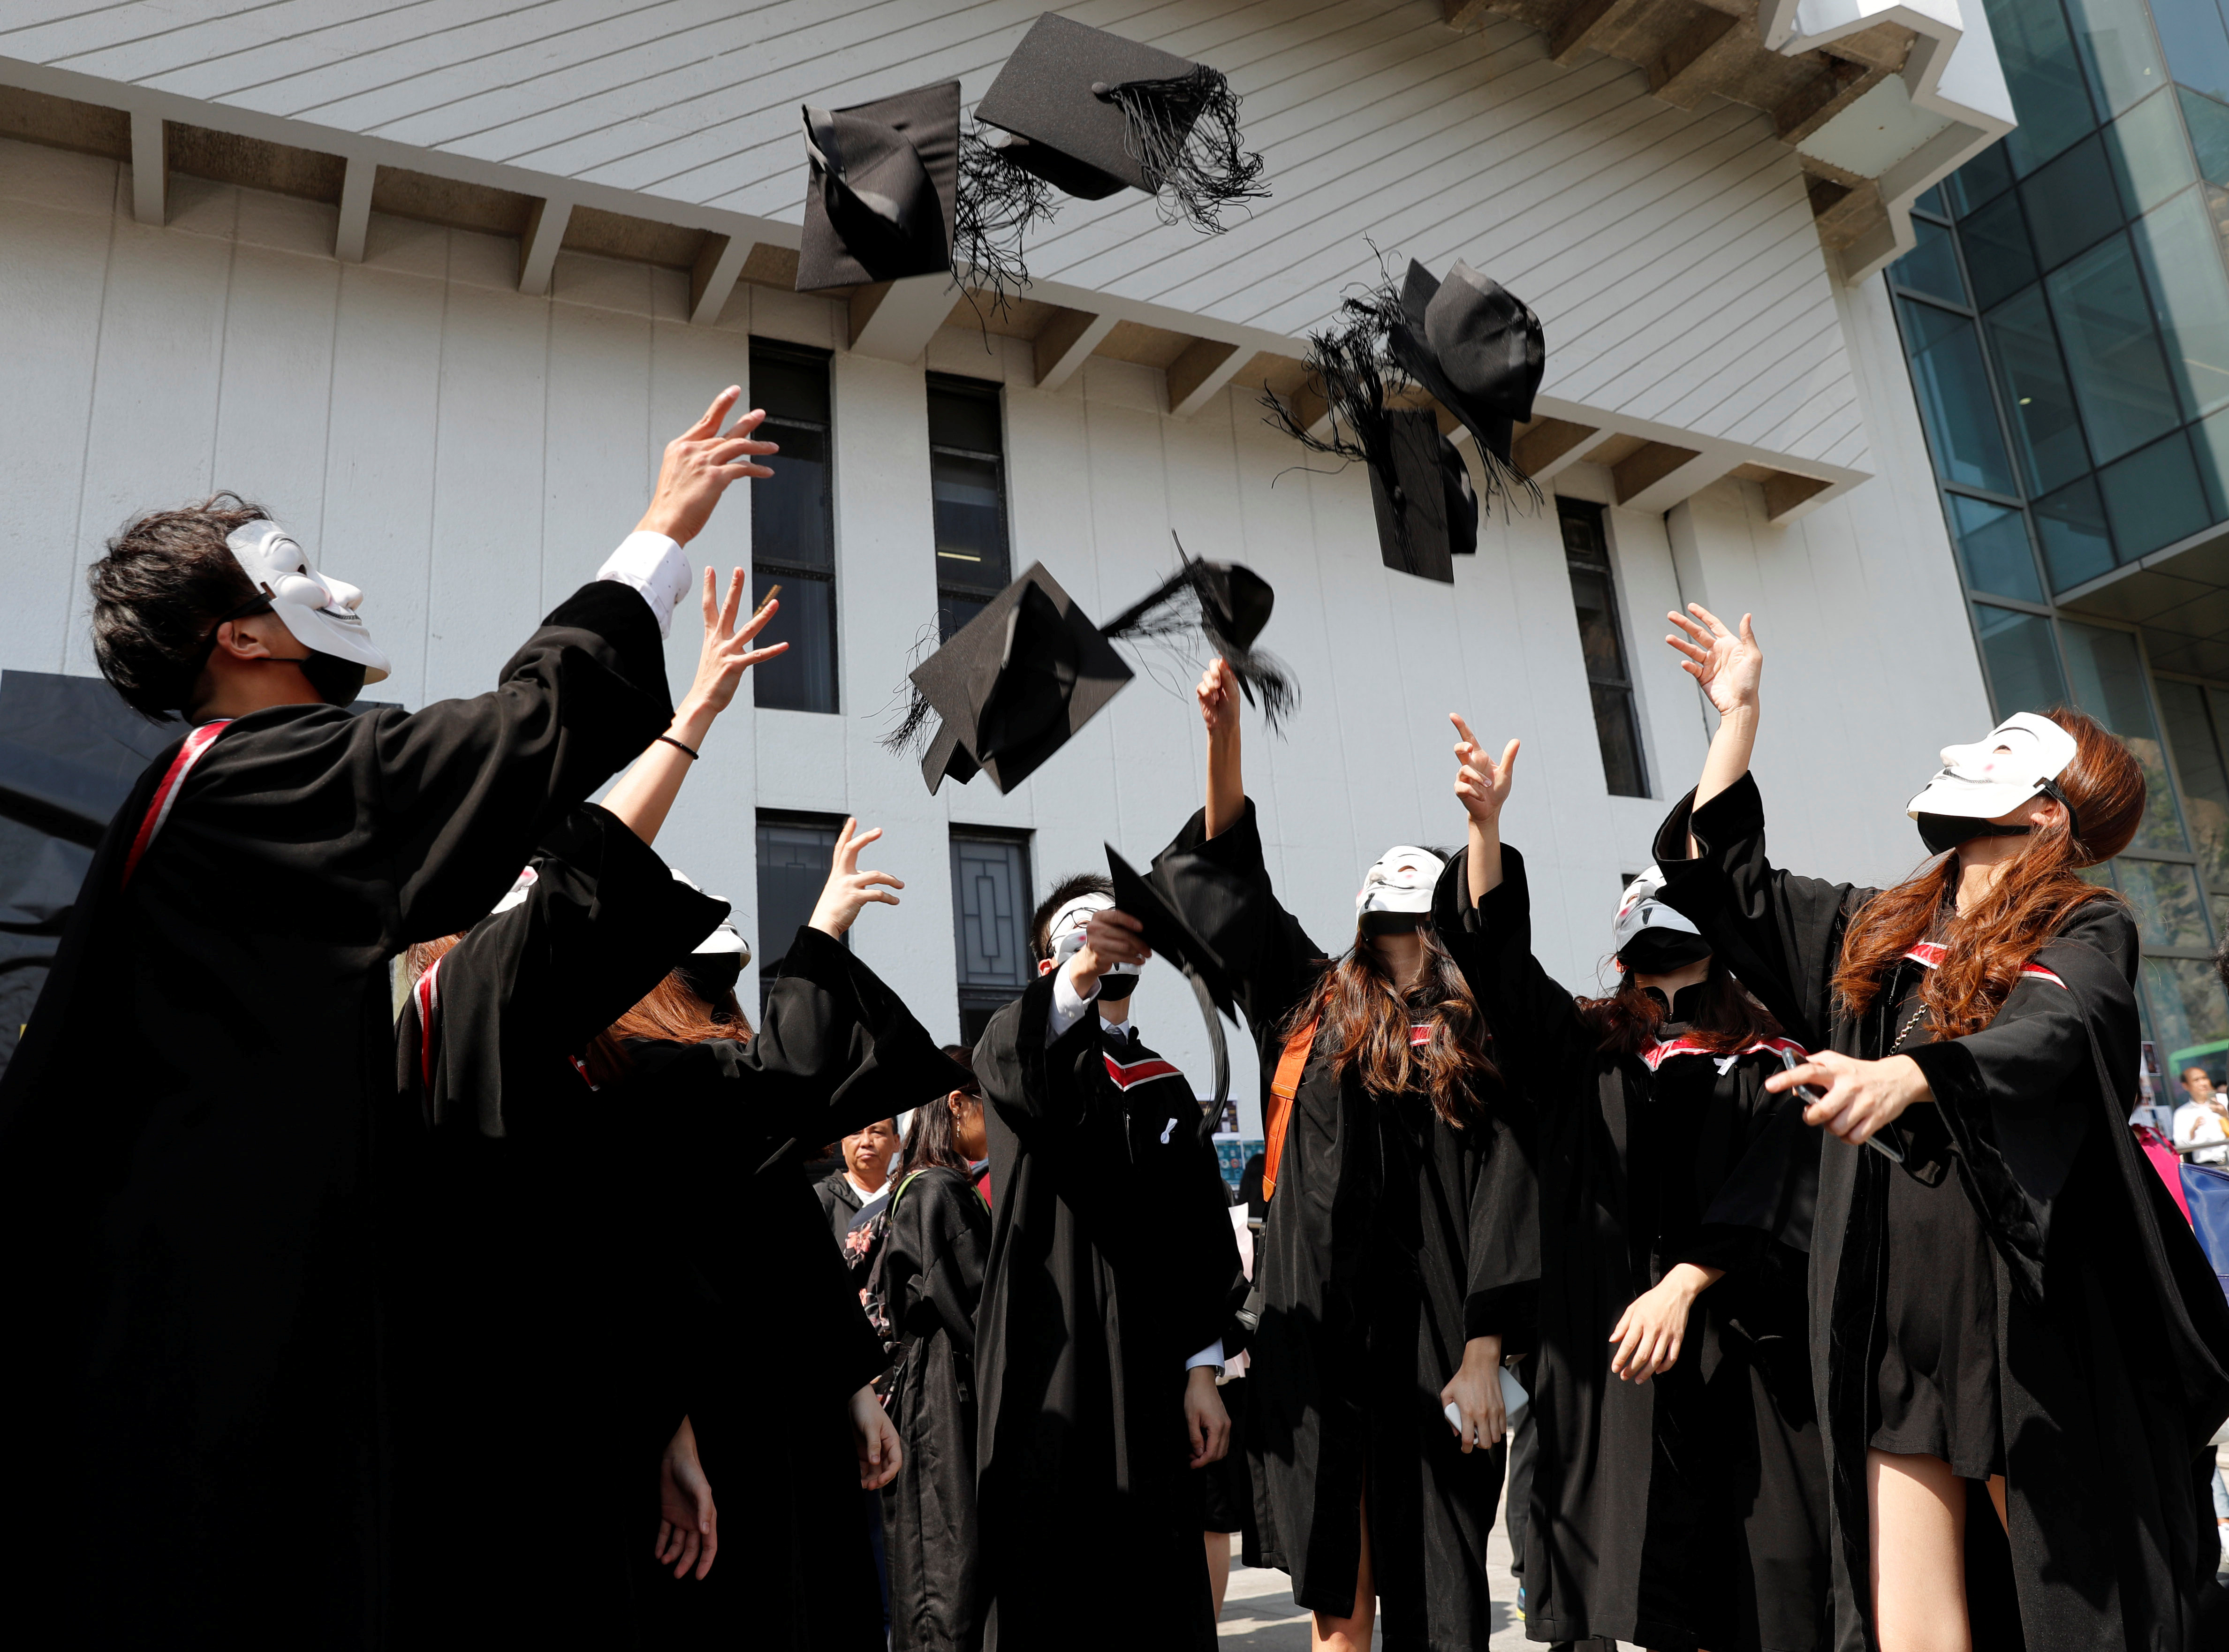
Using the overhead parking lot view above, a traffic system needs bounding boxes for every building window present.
[950,829,1032,1045]
[755,812,845,1004]
[927,376,1013,641]
[751,341,839,713]
[1558,499,1649,798]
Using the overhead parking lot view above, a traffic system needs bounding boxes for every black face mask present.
[1616,928,1711,976]
[1359,910,1428,938]
[1639,981,1709,1023]
[297,651,367,709]
[1915,813,2031,856]
[676,953,743,1004]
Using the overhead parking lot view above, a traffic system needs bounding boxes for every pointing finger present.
[1449,712,1479,748]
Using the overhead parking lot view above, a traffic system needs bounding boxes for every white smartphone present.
[1443,1367,1529,1443]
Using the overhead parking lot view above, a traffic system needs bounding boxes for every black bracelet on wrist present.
[657,733,700,761]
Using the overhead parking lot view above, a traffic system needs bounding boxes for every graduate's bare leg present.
[1868,1449,1971,1652]
[1206,1531,1231,1618]
[1309,1493,1374,1652]
[1986,1474,2008,1531]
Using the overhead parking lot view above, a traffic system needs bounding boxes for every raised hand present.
[680,567,787,722]
[1062,907,1151,1000]
[1449,715,1519,828]
[636,386,781,548]
[1196,657,1240,740]
[1665,604,1761,719]
[809,818,904,940]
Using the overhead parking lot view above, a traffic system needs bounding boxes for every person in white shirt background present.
[2173,1066,2229,1165]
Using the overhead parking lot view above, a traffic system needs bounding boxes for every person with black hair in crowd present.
[386,562,784,1644]
[970,873,1242,1652]
[877,1048,994,1652]
[1161,659,1539,1652]
[0,387,777,1644]
[823,1114,902,1284]
[1437,717,1827,1651]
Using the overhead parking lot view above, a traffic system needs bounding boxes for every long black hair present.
[895,1045,983,1178]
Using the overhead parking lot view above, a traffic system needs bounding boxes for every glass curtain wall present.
[1887,0,2229,1059]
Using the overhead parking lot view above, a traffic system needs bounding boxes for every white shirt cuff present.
[1186,1339,1225,1372]
[596,531,690,639]
[1046,967,1097,1042]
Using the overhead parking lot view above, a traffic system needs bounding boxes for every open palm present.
[1665,604,1761,717]
[1449,714,1519,827]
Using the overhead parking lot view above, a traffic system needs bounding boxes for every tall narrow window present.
[950,829,1032,1045]
[755,812,845,1004]
[927,376,1012,640]
[1559,500,1649,798]
[751,342,839,713]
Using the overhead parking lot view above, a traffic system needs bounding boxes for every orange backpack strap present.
[1261,1017,1319,1203]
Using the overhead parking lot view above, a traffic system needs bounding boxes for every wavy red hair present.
[1834,706,2142,1038]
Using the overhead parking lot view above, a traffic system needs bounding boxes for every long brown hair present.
[1835,707,2143,1038]
[1579,958,1783,1057]
[895,1046,983,1179]
[583,971,754,1085]
[1284,925,1500,1127]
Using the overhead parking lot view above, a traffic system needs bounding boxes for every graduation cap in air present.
[796,80,962,291]
[1385,258,1545,499]
[1106,844,1239,1123]
[973,12,1266,232]
[887,541,1295,796]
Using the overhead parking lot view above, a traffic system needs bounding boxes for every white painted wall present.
[0,134,1985,1133]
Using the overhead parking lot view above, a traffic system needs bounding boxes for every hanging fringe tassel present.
[951,124,1059,317]
[879,623,945,757]
[1104,66,1267,234]
[1098,536,1297,734]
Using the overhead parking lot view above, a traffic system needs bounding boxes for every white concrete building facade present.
[0,0,2017,1130]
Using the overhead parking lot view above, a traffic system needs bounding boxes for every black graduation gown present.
[617,925,963,1652]
[0,580,670,1649]
[1653,773,2229,1652]
[971,978,1240,1652]
[1155,801,1539,1651]
[879,1164,993,1652]
[1442,842,1827,1652]
[386,802,728,1648]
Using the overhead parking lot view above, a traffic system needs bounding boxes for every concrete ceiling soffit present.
[1443,0,2013,284]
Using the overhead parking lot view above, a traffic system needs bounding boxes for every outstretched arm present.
[600,567,786,847]
[1664,604,1762,847]
[1200,658,1245,840]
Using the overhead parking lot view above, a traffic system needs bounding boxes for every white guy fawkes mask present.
[1612,864,1701,954]
[1356,845,1446,919]
[224,522,391,682]
[1048,890,1140,978]
[1905,712,2077,824]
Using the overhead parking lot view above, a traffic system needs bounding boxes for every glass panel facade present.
[950,831,1033,1044]
[1888,0,2229,1073]
[755,814,844,1001]
[1558,500,1649,798]
[750,341,840,714]
[927,376,1013,643]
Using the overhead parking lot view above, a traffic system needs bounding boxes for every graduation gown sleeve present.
[1153,798,1328,1039]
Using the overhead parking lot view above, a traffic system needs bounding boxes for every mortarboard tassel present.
[1097,538,1296,734]
[1100,65,1267,234]
[952,123,1059,311]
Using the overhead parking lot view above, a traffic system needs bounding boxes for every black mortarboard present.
[1107,844,1237,1121]
[1386,259,1545,473]
[906,564,1133,795]
[974,13,1265,229]
[1368,409,1459,584]
[889,544,1295,795]
[796,80,961,291]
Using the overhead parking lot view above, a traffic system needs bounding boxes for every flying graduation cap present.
[1266,255,1541,582]
[797,81,963,291]
[974,12,1266,232]
[887,542,1294,796]
[1106,843,1241,1123]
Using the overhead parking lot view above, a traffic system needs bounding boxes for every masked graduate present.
[1151,660,1538,1652]
[1653,604,2229,1651]
[385,567,784,1644]
[876,1048,993,1652]
[0,388,776,1647]
[970,872,1241,1652]
[1435,719,1827,1652]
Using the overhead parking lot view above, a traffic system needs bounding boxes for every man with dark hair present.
[0,388,780,1646]
[970,872,1240,1651]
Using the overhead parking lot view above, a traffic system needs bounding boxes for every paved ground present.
[1213,1475,1529,1649]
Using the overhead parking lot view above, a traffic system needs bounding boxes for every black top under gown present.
[879,1165,992,1652]
[1149,801,1539,1652]
[1869,968,2002,1482]
[1652,772,2229,1652]
[0,580,672,1650]
[1441,843,1826,1652]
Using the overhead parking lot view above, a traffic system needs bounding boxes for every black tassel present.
[879,622,945,756]
[952,124,1058,314]
[1099,536,1296,733]
[1104,65,1267,234]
